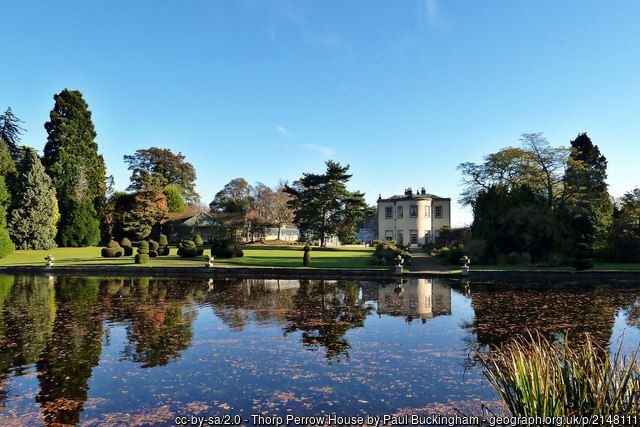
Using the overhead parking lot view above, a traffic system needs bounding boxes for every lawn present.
[0,245,384,270]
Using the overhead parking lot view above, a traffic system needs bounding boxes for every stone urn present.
[44,256,54,268]
[460,256,471,276]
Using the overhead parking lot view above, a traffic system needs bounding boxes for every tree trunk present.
[277,226,281,240]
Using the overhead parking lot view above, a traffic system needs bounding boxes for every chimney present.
[404,187,412,196]
[421,187,426,195]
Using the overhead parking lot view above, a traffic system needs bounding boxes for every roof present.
[166,211,222,228]
[378,193,450,202]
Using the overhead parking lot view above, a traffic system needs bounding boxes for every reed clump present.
[479,332,640,417]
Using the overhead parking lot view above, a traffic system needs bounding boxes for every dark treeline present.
[433,132,639,267]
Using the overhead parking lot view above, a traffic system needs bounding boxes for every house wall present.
[377,198,451,246]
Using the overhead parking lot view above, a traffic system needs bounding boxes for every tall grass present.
[479,332,640,416]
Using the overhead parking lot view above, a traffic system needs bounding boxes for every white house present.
[377,187,451,246]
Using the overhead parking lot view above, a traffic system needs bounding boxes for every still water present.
[1,275,640,425]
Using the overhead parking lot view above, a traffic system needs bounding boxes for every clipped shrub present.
[573,243,593,271]
[149,250,158,257]
[120,237,133,256]
[148,239,159,258]
[177,240,198,258]
[101,239,124,257]
[507,252,532,265]
[0,228,15,258]
[303,245,311,267]
[135,240,150,264]
[157,234,170,256]
[373,240,411,265]
[194,235,204,255]
[211,239,241,259]
[135,253,150,264]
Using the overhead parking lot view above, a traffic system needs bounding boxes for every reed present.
[479,332,640,416]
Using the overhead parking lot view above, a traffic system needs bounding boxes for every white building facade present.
[377,187,451,246]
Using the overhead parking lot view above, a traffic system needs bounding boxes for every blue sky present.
[2,0,639,225]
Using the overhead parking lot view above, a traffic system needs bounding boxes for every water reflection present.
[377,279,451,322]
[0,275,639,424]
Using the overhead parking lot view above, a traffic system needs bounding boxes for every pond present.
[1,275,640,425]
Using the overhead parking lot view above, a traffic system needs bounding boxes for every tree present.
[124,147,199,204]
[285,161,369,246]
[458,133,568,208]
[122,174,168,240]
[0,107,25,160]
[607,188,640,262]
[562,133,613,247]
[209,178,253,214]
[8,148,57,249]
[42,89,107,246]
[163,184,187,213]
[254,182,294,240]
[57,200,101,247]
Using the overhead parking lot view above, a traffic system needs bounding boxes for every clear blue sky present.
[2,0,639,225]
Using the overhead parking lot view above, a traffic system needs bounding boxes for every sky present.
[2,0,639,226]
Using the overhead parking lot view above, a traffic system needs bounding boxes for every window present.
[397,230,404,245]
[410,230,418,245]
[385,206,393,219]
[397,206,403,219]
[410,205,418,218]
[435,206,443,218]
[425,205,431,218]
[385,230,394,240]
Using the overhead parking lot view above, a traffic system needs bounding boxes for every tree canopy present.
[124,147,199,205]
[42,89,106,246]
[0,108,25,160]
[285,161,369,246]
[209,178,253,214]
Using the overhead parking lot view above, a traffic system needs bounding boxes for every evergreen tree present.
[163,184,187,213]
[285,161,369,246]
[57,200,101,247]
[0,140,17,257]
[0,108,25,160]
[42,89,106,246]
[7,148,57,249]
[563,133,613,248]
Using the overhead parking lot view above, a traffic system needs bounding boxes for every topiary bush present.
[101,239,124,257]
[135,240,150,264]
[211,239,242,259]
[148,239,159,257]
[157,234,170,256]
[177,240,198,258]
[303,245,311,267]
[193,235,204,255]
[120,237,133,256]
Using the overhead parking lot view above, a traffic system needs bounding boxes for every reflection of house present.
[164,212,224,244]
[377,187,451,246]
[377,278,451,320]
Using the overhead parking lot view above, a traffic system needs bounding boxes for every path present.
[408,248,452,273]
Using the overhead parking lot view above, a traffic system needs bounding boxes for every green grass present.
[0,245,384,270]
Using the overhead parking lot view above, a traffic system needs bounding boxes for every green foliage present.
[607,188,640,262]
[285,161,370,246]
[8,148,57,249]
[573,242,593,271]
[124,147,199,204]
[158,234,168,246]
[431,245,466,265]
[209,178,253,214]
[148,240,159,251]
[479,333,640,417]
[303,246,311,266]
[101,240,124,257]
[157,234,170,256]
[211,239,242,259]
[0,107,25,160]
[163,184,187,213]
[193,235,203,246]
[138,241,149,254]
[42,89,107,244]
[0,228,15,258]
[372,240,410,265]
[121,174,168,240]
[120,237,133,256]
[57,199,101,247]
[177,239,198,258]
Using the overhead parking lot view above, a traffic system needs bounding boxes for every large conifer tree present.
[42,89,106,246]
[8,148,57,249]
[563,133,613,247]
[285,161,369,246]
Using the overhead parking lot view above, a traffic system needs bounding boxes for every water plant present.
[478,332,640,417]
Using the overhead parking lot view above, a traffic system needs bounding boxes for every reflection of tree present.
[116,278,198,368]
[283,280,372,362]
[466,283,640,350]
[36,276,101,426]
